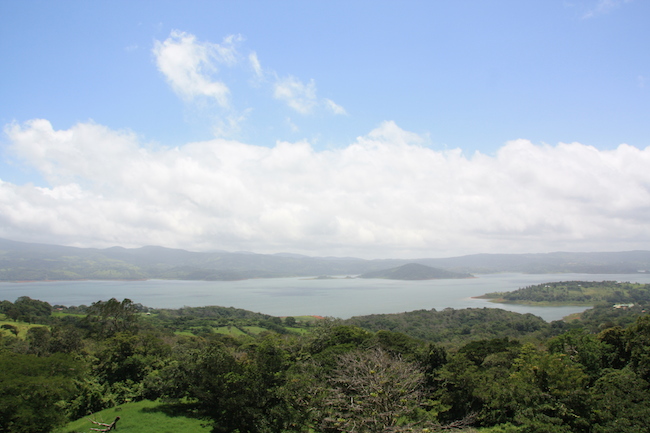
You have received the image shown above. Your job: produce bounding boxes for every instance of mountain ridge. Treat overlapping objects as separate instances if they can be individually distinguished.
[1,238,649,281]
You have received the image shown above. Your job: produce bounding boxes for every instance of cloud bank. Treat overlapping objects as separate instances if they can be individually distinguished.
[2,119,649,258]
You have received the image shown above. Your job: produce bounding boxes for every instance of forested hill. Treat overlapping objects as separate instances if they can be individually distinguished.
[358,263,473,280]
[481,280,650,305]
[345,307,549,344]
[1,237,650,281]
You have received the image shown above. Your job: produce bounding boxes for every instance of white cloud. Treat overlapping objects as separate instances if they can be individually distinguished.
[153,30,241,107]
[273,77,347,116]
[286,117,299,133]
[249,51,264,80]
[152,31,344,137]
[273,76,318,114]
[324,98,347,115]
[582,0,633,19]
[4,119,650,258]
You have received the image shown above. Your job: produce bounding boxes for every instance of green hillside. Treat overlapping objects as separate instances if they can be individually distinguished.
[481,280,650,305]
[55,400,210,433]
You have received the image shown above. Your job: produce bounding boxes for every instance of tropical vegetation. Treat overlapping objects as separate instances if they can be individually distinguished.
[1,290,650,432]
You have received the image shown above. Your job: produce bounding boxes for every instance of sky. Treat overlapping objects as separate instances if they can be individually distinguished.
[0,0,649,259]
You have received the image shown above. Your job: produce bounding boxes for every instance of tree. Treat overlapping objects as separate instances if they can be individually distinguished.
[86,298,139,337]
[507,344,590,432]
[319,347,433,433]
[589,368,650,433]
[2,297,52,323]
[158,337,293,433]
[547,329,604,379]
[26,326,52,356]
[626,315,650,381]
[0,352,83,433]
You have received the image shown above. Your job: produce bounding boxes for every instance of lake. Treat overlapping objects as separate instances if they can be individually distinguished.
[2,272,650,321]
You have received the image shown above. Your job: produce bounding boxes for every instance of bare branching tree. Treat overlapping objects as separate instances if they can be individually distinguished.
[320,347,431,433]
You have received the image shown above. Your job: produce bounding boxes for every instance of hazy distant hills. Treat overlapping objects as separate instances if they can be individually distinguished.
[358,263,473,280]
[1,237,649,281]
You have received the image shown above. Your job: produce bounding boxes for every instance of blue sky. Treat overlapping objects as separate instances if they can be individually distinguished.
[1,0,649,258]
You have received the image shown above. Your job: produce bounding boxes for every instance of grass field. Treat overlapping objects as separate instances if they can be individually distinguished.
[55,400,211,433]
[0,319,44,338]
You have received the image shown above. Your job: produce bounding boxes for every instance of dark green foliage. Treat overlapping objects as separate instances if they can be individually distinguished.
[346,308,548,344]
[625,314,650,381]
[485,280,650,305]
[157,336,294,433]
[589,368,650,432]
[458,337,521,366]
[574,303,649,332]
[94,332,171,387]
[86,298,140,337]
[3,294,650,433]
[308,324,374,367]
[149,305,279,335]
[0,352,83,433]
[0,296,52,323]
[547,329,604,379]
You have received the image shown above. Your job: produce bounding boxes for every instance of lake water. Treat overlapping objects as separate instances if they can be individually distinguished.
[3,273,650,321]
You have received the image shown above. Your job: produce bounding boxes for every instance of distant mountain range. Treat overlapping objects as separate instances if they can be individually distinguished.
[1,238,649,281]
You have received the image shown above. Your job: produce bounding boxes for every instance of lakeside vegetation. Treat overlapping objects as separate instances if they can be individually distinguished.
[1,291,650,433]
[480,280,650,306]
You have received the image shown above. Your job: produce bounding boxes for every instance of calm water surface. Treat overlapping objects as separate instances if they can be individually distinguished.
[3,273,650,321]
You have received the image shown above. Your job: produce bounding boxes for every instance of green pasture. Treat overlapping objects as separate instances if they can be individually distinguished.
[55,400,211,433]
[0,319,44,338]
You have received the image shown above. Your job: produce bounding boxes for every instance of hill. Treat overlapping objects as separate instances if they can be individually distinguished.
[358,263,472,280]
[344,307,549,344]
[1,237,650,281]
[480,280,650,305]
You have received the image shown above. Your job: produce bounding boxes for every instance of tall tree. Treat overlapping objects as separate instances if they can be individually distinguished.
[319,347,433,433]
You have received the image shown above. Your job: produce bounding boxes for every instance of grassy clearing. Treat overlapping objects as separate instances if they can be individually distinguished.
[241,325,268,335]
[0,319,45,338]
[55,400,211,433]
[213,325,248,336]
[292,315,326,322]
[52,311,86,318]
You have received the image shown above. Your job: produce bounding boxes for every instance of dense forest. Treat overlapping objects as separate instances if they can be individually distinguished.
[482,280,650,305]
[1,293,650,433]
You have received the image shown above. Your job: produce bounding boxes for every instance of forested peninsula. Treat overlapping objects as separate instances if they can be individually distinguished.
[480,280,650,306]
[2,291,650,433]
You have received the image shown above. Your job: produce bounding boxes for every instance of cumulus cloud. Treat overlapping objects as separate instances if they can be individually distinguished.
[3,119,650,258]
[153,30,241,107]
[153,30,346,136]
